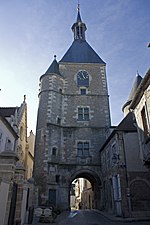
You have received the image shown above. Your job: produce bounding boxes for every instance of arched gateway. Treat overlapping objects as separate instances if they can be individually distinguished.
[33,5,111,211]
[69,169,102,210]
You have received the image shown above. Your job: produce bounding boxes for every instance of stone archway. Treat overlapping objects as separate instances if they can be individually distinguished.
[68,168,102,210]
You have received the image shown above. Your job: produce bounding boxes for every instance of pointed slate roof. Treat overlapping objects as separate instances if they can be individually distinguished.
[45,56,61,75]
[128,73,143,102]
[130,68,150,109]
[100,112,137,151]
[0,107,18,117]
[77,5,82,23]
[122,73,143,112]
[116,112,136,131]
[60,40,106,64]
[0,115,18,138]
[60,5,105,64]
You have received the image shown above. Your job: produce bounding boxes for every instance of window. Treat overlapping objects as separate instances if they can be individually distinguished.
[112,174,121,201]
[141,106,149,137]
[57,117,61,125]
[77,141,89,156]
[52,147,57,156]
[80,88,87,95]
[5,138,12,151]
[59,88,62,93]
[78,107,89,121]
[56,175,60,183]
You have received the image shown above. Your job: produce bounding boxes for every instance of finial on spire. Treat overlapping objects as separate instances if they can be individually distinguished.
[54,55,57,60]
[24,95,26,102]
[77,0,80,12]
[136,70,140,77]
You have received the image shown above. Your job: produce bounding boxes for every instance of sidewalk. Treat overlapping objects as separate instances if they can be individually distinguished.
[94,209,150,222]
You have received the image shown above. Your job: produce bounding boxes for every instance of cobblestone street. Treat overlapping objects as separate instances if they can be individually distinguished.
[26,210,150,225]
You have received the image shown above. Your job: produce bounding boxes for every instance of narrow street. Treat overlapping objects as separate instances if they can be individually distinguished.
[54,210,150,225]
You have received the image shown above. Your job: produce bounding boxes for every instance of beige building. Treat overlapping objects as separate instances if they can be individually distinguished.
[0,96,35,225]
[129,69,150,168]
[0,115,18,225]
[100,70,150,218]
[80,178,93,209]
[27,130,35,179]
[100,112,150,217]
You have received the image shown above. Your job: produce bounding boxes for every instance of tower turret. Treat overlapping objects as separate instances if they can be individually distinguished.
[34,5,110,211]
[122,72,143,116]
[71,4,87,41]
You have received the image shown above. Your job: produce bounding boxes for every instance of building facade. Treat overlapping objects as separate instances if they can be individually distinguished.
[0,115,18,225]
[100,112,150,217]
[130,69,150,168]
[0,97,35,225]
[27,130,35,179]
[34,7,111,211]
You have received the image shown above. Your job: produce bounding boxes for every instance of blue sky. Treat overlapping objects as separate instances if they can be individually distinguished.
[0,0,149,134]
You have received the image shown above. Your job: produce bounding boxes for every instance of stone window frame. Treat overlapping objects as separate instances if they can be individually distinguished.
[76,140,90,157]
[79,87,88,95]
[77,106,90,121]
[56,117,61,125]
[52,147,57,156]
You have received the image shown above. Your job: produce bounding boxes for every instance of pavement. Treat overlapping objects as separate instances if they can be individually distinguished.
[94,210,150,222]
[24,209,150,224]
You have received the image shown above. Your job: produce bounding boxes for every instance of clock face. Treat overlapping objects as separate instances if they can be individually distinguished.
[77,70,89,86]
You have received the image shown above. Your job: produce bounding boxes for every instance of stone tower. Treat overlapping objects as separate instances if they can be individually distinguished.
[33,6,111,210]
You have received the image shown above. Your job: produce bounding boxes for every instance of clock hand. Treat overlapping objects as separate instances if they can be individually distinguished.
[82,72,85,79]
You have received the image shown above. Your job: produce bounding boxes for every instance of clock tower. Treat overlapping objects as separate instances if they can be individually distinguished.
[34,6,111,210]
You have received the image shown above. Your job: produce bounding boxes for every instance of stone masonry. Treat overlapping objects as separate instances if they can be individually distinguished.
[33,7,111,211]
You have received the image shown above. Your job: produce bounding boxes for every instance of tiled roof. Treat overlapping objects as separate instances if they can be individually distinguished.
[100,112,137,151]
[116,112,136,131]
[45,58,61,76]
[128,74,143,102]
[0,115,18,138]
[130,68,150,109]
[122,73,142,111]
[0,107,18,117]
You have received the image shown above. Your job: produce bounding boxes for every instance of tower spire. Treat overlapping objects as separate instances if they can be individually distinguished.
[71,3,87,41]
[77,0,80,11]
[77,3,82,23]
